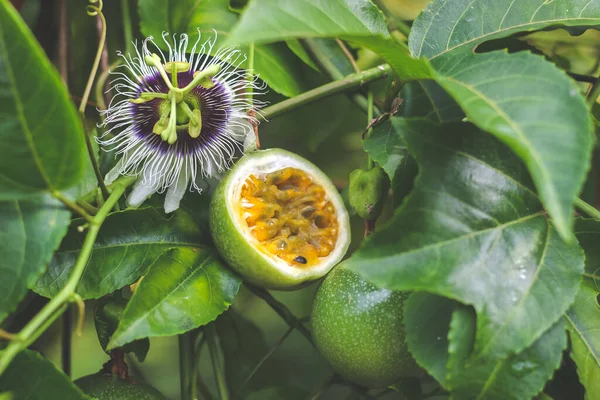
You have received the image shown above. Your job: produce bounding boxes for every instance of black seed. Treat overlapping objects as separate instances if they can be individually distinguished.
[294,256,307,264]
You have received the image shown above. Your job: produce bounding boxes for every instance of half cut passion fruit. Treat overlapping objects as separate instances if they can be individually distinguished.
[209,149,351,289]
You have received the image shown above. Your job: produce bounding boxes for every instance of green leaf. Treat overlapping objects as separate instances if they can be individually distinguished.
[33,207,205,300]
[408,0,597,239]
[108,247,241,348]
[409,0,600,60]
[0,195,70,322]
[346,118,584,363]
[575,218,600,286]
[399,80,463,123]
[566,284,600,400]
[226,0,433,80]
[363,119,408,180]
[94,296,150,362]
[288,38,355,76]
[433,50,593,239]
[215,310,292,396]
[0,350,91,400]
[138,0,305,97]
[404,292,456,386]
[447,307,567,400]
[0,1,85,198]
[228,0,390,43]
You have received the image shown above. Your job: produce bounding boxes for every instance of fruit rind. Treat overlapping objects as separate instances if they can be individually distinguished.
[210,149,350,290]
[74,373,165,400]
[311,265,420,388]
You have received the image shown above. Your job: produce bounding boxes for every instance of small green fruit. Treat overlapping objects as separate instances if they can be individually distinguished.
[348,166,388,220]
[210,149,350,290]
[74,373,165,400]
[311,265,420,388]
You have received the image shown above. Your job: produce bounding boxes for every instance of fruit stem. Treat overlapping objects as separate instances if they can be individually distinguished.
[260,64,391,120]
[205,324,230,400]
[245,284,314,346]
[0,176,135,376]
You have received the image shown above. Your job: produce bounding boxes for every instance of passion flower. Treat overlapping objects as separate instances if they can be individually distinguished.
[99,32,265,212]
[209,149,351,289]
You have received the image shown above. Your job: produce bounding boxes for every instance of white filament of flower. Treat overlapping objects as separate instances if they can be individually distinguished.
[98,32,266,213]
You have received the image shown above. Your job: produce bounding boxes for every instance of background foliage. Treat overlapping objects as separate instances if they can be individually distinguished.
[1,0,600,399]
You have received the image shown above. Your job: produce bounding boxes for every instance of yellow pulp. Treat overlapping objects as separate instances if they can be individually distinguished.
[239,167,339,267]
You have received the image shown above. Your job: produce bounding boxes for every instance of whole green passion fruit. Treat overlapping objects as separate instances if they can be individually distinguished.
[311,265,420,388]
[210,149,351,290]
[74,373,165,400]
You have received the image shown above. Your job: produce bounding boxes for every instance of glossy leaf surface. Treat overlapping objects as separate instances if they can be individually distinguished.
[108,248,241,348]
[347,118,583,363]
[226,0,433,80]
[0,1,85,198]
[0,195,70,322]
[409,0,600,60]
[0,350,91,400]
[33,207,205,299]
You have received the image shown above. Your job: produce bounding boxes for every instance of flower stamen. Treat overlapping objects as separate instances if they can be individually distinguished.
[99,32,266,213]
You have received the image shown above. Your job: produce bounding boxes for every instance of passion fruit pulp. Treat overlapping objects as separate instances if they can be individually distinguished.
[210,149,350,290]
[311,265,420,388]
[74,373,165,400]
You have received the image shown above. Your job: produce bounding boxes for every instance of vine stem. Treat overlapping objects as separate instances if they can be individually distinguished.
[121,0,133,55]
[179,331,195,400]
[79,3,110,200]
[575,197,600,220]
[205,324,229,400]
[0,176,135,375]
[260,64,391,121]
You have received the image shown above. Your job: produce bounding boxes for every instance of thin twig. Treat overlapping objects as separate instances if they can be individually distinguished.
[61,307,71,376]
[245,284,314,346]
[261,65,391,121]
[179,331,195,400]
[239,325,295,393]
[206,324,229,400]
[587,75,600,106]
[299,38,378,116]
[335,39,360,74]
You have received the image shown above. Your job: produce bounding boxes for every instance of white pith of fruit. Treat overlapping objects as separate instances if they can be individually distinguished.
[225,150,351,279]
